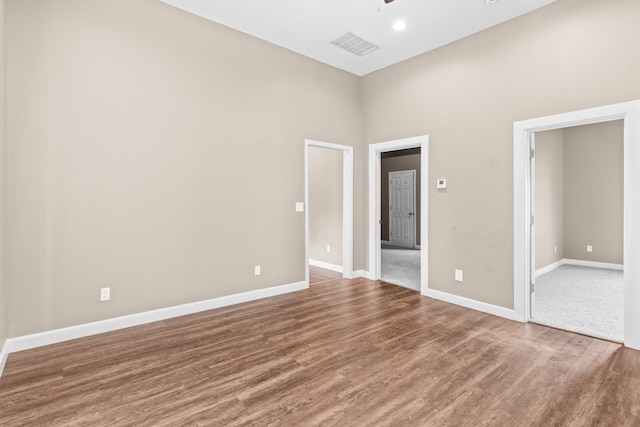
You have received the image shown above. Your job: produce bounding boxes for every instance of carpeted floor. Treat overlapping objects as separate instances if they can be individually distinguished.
[381,244,421,291]
[532,264,623,342]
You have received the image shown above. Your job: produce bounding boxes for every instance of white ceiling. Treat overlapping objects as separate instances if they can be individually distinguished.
[158,0,556,76]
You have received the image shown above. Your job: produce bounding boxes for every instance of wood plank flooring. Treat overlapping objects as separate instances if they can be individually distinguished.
[309,265,342,285]
[1,277,640,426]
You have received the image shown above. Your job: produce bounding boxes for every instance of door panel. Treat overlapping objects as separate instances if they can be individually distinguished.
[389,171,415,248]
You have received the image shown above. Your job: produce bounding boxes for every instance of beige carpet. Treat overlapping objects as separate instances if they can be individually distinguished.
[532,265,623,342]
[381,244,420,291]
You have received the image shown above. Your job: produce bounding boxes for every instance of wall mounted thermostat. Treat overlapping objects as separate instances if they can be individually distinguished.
[437,179,447,189]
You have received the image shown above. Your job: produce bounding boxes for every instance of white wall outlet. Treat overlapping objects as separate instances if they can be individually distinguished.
[455,269,463,282]
[295,202,304,212]
[326,245,331,253]
[587,245,593,253]
[254,265,261,276]
[437,179,447,189]
[100,287,110,301]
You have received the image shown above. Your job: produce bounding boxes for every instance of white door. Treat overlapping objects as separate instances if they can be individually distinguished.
[389,170,415,248]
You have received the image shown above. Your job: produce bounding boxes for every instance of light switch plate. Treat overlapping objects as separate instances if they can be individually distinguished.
[296,202,304,212]
[455,269,463,282]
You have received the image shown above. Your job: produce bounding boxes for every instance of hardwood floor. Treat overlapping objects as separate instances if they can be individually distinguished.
[309,265,342,284]
[1,277,640,426]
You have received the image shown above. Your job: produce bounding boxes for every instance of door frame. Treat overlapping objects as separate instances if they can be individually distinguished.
[369,135,428,293]
[388,170,417,249]
[305,139,354,282]
[513,100,640,350]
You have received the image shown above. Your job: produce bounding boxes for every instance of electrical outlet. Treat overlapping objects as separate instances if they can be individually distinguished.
[100,287,110,302]
[327,245,331,253]
[587,245,593,253]
[254,265,261,276]
[455,269,463,282]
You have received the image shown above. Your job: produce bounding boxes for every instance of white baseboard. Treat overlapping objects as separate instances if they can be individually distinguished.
[563,259,623,270]
[422,288,520,322]
[535,259,565,277]
[357,271,518,322]
[4,281,308,356]
[309,259,343,273]
[354,270,373,280]
[0,341,9,378]
[536,258,624,277]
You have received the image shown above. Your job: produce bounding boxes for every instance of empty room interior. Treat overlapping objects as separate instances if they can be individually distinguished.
[2,0,640,425]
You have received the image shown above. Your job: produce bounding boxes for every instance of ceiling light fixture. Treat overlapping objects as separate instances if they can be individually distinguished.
[393,21,407,31]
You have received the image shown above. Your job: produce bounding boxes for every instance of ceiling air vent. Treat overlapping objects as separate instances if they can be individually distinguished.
[330,32,380,57]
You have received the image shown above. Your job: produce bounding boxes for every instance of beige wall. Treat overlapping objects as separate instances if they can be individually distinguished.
[6,0,361,336]
[3,0,639,338]
[535,129,564,270]
[535,121,623,270]
[381,151,421,246]
[361,0,640,308]
[563,121,623,264]
[308,147,343,266]
[0,0,7,348]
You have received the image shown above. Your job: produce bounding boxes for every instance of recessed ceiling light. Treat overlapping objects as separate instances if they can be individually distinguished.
[485,0,499,4]
[393,21,406,31]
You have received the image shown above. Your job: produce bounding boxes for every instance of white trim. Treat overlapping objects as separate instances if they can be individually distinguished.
[563,259,624,271]
[0,341,9,378]
[309,259,343,273]
[3,281,307,355]
[354,270,373,280]
[514,100,640,350]
[368,136,428,294]
[380,241,422,249]
[305,140,354,280]
[422,289,519,321]
[535,259,565,277]
[535,259,624,277]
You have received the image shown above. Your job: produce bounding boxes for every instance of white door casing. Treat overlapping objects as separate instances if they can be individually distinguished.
[389,170,416,248]
[369,135,428,293]
[305,139,354,282]
[514,100,640,350]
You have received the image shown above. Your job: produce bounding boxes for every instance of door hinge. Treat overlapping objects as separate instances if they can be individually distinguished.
[530,215,535,226]
[530,282,535,293]
[530,148,535,159]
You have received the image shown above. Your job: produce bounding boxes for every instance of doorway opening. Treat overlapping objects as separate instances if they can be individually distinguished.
[369,136,428,293]
[305,140,354,285]
[513,100,640,350]
[380,149,421,290]
[531,121,624,342]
